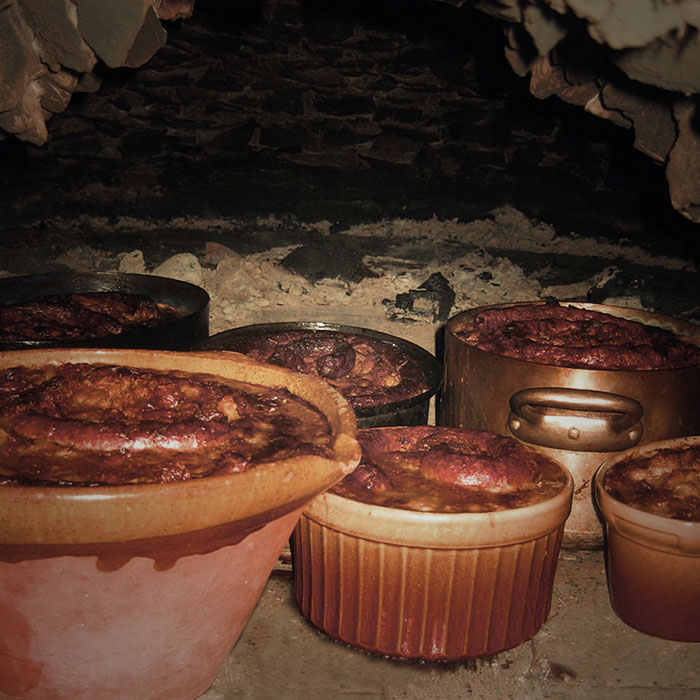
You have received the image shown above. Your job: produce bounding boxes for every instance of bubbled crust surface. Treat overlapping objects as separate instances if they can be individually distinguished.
[223,330,430,408]
[0,292,179,341]
[457,304,700,370]
[331,426,568,513]
[0,363,333,486]
[603,444,700,521]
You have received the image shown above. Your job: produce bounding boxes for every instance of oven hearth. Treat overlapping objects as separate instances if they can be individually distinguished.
[0,1,699,699]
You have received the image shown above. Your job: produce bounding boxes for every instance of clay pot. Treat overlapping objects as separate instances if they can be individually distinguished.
[292,426,573,661]
[0,349,360,700]
[594,436,700,642]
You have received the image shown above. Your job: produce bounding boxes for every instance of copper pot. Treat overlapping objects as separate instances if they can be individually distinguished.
[441,302,700,548]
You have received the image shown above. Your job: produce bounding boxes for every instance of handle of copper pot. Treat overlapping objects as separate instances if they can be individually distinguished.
[508,387,643,452]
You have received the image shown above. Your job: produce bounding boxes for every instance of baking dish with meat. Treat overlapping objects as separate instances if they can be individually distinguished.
[0,347,360,700]
[292,425,573,660]
[594,435,700,642]
[0,272,210,350]
[441,301,700,548]
[197,321,442,427]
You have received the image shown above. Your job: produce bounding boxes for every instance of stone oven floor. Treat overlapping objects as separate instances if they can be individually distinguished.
[202,552,700,700]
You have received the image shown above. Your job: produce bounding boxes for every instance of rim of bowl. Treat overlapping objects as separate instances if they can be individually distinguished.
[594,435,700,555]
[304,462,574,549]
[0,348,361,546]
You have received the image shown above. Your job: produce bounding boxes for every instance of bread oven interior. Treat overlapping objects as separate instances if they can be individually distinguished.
[1,0,699,697]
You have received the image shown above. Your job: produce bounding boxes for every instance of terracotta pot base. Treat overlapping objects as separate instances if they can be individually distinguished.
[0,509,302,700]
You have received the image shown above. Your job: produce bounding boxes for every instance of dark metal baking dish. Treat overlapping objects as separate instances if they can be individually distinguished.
[197,321,442,428]
[0,272,209,350]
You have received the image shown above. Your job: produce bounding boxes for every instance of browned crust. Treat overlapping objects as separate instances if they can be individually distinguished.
[603,444,700,521]
[0,292,179,341]
[457,303,700,370]
[0,363,333,486]
[331,426,567,513]
[221,330,430,408]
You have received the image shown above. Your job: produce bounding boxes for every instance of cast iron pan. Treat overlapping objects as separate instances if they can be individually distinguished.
[197,321,442,427]
[0,272,210,350]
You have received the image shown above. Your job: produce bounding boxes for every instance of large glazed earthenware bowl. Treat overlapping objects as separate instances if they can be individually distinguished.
[0,348,360,700]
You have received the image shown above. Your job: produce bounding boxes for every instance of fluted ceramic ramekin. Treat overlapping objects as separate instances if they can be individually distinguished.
[292,429,573,660]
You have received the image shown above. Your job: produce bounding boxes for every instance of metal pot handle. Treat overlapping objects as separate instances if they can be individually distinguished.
[508,387,643,452]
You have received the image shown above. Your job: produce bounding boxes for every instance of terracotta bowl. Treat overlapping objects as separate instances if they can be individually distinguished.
[0,349,361,700]
[594,436,700,642]
[292,427,574,661]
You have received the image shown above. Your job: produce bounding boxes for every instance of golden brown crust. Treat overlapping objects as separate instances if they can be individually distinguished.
[457,304,700,370]
[0,363,332,486]
[331,426,568,513]
[603,444,700,521]
[0,292,179,341]
[223,330,430,408]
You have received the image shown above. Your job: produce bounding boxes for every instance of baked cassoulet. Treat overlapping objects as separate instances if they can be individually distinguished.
[0,292,179,342]
[331,426,568,512]
[457,303,700,371]
[221,330,430,409]
[0,363,333,486]
[602,444,700,522]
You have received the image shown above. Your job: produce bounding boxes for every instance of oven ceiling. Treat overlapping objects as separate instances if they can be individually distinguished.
[1,0,699,223]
